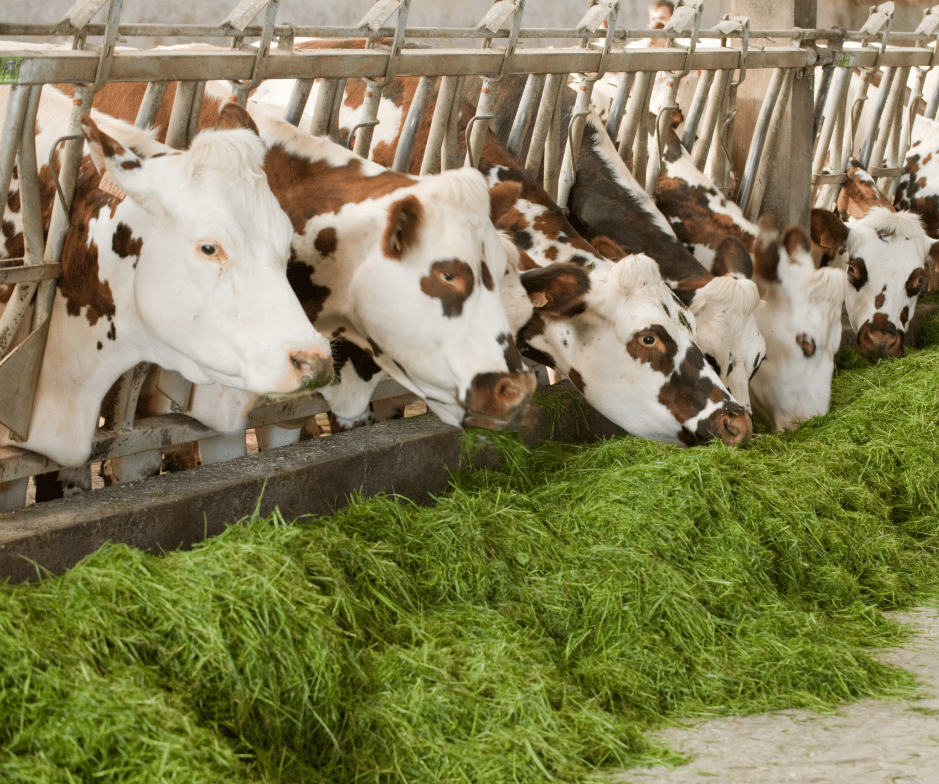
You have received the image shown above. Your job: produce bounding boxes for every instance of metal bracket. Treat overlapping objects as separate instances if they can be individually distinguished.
[858,1,896,70]
[0,317,50,442]
[716,15,749,88]
[575,0,619,81]
[664,0,703,80]
[476,0,525,83]
[913,5,939,68]
[226,0,280,104]
[357,0,411,88]
[56,0,122,92]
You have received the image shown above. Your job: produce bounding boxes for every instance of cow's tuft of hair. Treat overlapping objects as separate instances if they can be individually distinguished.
[857,206,927,242]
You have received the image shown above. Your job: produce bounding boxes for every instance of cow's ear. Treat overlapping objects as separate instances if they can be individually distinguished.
[215,102,260,136]
[591,234,626,261]
[811,208,849,253]
[489,181,521,226]
[712,235,753,279]
[80,113,156,208]
[382,194,424,260]
[520,262,591,317]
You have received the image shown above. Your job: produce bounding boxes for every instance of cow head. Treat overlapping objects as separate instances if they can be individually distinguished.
[517,253,751,446]
[751,223,847,430]
[811,206,939,360]
[81,107,333,394]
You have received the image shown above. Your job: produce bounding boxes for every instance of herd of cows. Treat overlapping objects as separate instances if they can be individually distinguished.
[3,39,939,505]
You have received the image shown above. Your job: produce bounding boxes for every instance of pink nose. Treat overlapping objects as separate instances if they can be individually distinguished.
[290,350,334,388]
[462,370,537,429]
[713,408,753,446]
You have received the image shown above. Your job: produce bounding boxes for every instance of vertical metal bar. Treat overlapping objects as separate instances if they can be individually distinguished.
[604,72,634,141]
[743,69,794,223]
[352,80,384,159]
[888,68,926,200]
[691,69,731,171]
[858,66,897,170]
[924,67,939,120]
[309,78,341,136]
[542,73,567,201]
[165,81,198,149]
[812,66,852,179]
[420,75,460,176]
[616,70,654,166]
[813,61,834,139]
[394,75,435,173]
[327,77,347,143]
[681,68,715,151]
[466,76,500,169]
[646,72,682,193]
[736,67,787,219]
[524,72,566,179]
[0,86,42,360]
[630,75,657,190]
[134,81,168,129]
[186,81,206,143]
[558,74,596,209]
[283,78,313,126]
[506,73,543,161]
[0,85,30,230]
[442,75,465,171]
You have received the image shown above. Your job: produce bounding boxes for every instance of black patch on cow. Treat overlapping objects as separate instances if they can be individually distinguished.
[367,337,384,358]
[847,256,869,291]
[516,312,557,368]
[287,257,331,324]
[568,367,585,392]
[107,320,116,341]
[97,341,103,350]
[498,332,526,373]
[704,353,721,377]
[331,338,382,382]
[112,221,143,261]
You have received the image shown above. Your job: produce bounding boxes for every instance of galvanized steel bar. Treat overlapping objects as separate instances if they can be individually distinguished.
[736,67,787,220]
[394,75,435,172]
[309,78,341,136]
[186,81,206,143]
[134,81,169,128]
[0,84,30,230]
[506,73,542,160]
[858,66,898,169]
[616,69,654,166]
[283,78,313,126]
[351,80,384,158]
[420,74,460,175]
[812,65,852,180]
[681,68,715,151]
[604,71,634,141]
[442,75,465,171]
[524,71,566,182]
[691,68,731,171]
[558,73,597,209]
[165,80,198,149]
[742,68,794,223]
[542,72,566,201]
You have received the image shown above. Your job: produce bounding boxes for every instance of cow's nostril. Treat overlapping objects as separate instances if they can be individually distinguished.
[290,351,333,387]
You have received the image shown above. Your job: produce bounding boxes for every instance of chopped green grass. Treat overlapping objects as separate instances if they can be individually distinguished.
[5,315,939,782]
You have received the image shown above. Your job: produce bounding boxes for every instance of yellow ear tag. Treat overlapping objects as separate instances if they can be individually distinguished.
[530,291,548,308]
[99,171,126,201]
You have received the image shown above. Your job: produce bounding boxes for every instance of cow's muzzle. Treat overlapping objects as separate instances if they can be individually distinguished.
[856,323,904,360]
[291,350,335,390]
[461,370,537,430]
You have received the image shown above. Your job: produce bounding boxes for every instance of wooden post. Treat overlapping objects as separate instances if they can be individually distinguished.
[731,0,817,230]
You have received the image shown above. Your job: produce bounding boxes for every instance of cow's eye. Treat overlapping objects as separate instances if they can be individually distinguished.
[846,264,859,280]
[639,331,660,348]
[442,271,455,282]
[196,240,227,264]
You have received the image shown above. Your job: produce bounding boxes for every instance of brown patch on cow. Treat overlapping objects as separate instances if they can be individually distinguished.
[111,221,143,261]
[874,290,886,309]
[489,181,521,225]
[314,226,338,257]
[342,79,366,111]
[263,146,417,234]
[516,248,539,271]
[905,267,928,298]
[421,259,474,317]
[900,305,910,327]
[626,325,677,376]
[480,260,494,291]
[796,333,816,357]
[532,209,568,242]
[215,102,260,134]
[119,159,141,170]
[543,246,558,261]
[7,185,19,215]
[286,258,330,324]
[783,226,810,257]
[519,263,590,317]
[836,159,895,220]
[568,367,585,392]
[591,235,626,261]
[383,195,424,260]
[655,176,755,254]
[0,284,12,304]
[81,113,126,161]
[712,236,753,279]
[753,233,781,283]
[810,208,850,253]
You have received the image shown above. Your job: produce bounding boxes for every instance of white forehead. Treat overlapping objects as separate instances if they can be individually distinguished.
[846,209,930,277]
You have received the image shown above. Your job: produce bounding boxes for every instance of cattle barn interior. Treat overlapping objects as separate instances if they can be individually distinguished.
[0,0,937,578]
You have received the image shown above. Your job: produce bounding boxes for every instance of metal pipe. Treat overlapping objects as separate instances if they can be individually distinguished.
[442,75,465,171]
[691,68,731,171]
[0,85,30,229]
[420,74,460,175]
[858,66,897,169]
[604,71,634,141]
[681,68,715,151]
[616,70,654,166]
[524,72,565,180]
[558,74,597,209]
[812,65,852,179]
[283,78,312,126]
[394,75,435,173]
[165,80,198,149]
[352,79,385,159]
[466,76,499,170]
[186,80,206,142]
[542,72,567,201]
[506,73,543,161]
[736,67,787,219]
[309,78,340,136]
[743,69,794,222]
[134,81,168,129]
[646,71,682,193]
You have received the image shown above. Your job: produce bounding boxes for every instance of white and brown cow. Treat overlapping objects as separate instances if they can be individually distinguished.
[82,79,537,432]
[650,123,847,430]
[812,161,939,360]
[0,87,333,469]
[249,57,753,446]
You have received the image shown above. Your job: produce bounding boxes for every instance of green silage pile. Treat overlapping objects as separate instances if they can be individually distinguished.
[4,347,939,782]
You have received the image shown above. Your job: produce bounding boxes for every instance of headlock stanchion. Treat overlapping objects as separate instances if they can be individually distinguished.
[2,0,939,515]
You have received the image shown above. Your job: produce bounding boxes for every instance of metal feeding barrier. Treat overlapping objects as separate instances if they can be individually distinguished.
[0,0,938,513]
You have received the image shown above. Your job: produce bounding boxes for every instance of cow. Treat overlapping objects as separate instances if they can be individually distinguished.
[248,51,753,446]
[73,79,538,435]
[813,162,939,360]
[0,86,333,473]
[895,115,939,245]
[650,121,847,430]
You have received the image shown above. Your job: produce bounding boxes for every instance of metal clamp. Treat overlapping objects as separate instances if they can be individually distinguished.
[226,0,280,104]
[858,1,896,71]
[575,0,619,81]
[716,15,749,88]
[664,0,703,80]
[357,0,411,88]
